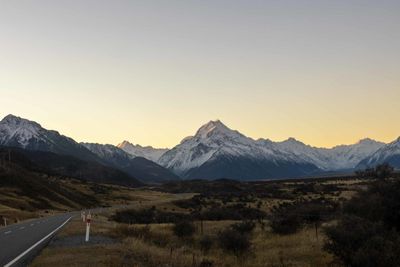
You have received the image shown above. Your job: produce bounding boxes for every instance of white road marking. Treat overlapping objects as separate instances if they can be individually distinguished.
[19,227,25,230]
[30,224,34,226]
[4,230,12,235]
[4,217,72,267]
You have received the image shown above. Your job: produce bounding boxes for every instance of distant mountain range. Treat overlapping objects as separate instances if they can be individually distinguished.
[0,115,177,185]
[1,114,399,182]
[117,141,168,162]
[157,120,399,180]
[81,142,178,183]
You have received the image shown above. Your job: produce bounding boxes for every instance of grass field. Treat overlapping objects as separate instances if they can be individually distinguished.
[28,177,366,267]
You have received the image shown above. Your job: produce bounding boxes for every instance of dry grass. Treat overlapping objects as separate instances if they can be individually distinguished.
[31,213,336,267]
[28,179,358,266]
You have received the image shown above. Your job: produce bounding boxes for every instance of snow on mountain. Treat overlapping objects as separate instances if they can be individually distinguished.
[274,137,385,170]
[0,114,99,162]
[83,142,179,183]
[327,138,385,170]
[357,137,400,169]
[82,142,132,167]
[1,114,392,181]
[0,114,45,148]
[158,120,318,178]
[158,120,388,179]
[117,141,168,162]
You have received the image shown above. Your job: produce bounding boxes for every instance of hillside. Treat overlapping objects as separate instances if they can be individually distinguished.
[0,149,99,222]
[0,147,143,187]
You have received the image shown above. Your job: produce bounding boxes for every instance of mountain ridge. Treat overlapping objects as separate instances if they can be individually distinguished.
[158,120,392,179]
[2,114,398,181]
[117,140,168,162]
[82,142,179,183]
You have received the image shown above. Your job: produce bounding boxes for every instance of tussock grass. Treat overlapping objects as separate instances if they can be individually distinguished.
[30,186,342,267]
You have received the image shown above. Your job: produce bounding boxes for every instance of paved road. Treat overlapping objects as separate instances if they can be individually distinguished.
[0,213,73,267]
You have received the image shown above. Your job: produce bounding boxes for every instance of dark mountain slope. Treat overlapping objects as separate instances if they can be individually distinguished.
[0,147,143,187]
[0,149,99,211]
[82,143,179,184]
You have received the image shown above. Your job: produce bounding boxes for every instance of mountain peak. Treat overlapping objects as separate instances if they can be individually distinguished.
[203,120,226,129]
[195,120,231,138]
[118,140,134,147]
[388,136,400,147]
[283,137,305,145]
[3,114,29,123]
[358,138,378,145]
[2,114,20,121]
[118,140,168,162]
[0,114,42,134]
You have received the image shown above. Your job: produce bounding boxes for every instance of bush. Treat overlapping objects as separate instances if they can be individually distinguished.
[231,220,255,234]
[325,216,400,267]
[355,163,394,180]
[218,228,251,257]
[193,203,266,221]
[173,221,195,238]
[114,225,151,239]
[270,199,338,235]
[270,212,302,235]
[324,175,400,266]
[199,235,213,254]
[199,259,214,267]
[112,207,189,224]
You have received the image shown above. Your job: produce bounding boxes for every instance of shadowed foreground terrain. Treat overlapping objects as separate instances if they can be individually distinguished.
[30,174,380,267]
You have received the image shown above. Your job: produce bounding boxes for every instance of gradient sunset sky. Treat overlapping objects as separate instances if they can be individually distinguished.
[1,1,399,148]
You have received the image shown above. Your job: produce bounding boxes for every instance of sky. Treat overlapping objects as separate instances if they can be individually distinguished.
[0,0,399,148]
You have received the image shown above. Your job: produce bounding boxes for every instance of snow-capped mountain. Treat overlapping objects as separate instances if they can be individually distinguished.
[356,137,400,169]
[82,143,132,167]
[0,114,99,162]
[117,141,168,162]
[158,120,389,180]
[82,142,179,183]
[158,120,319,179]
[274,137,385,170]
[1,114,394,182]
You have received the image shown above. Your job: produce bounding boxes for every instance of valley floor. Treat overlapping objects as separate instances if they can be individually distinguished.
[28,184,349,267]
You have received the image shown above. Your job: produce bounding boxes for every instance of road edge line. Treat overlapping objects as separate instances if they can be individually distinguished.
[4,216,72,267]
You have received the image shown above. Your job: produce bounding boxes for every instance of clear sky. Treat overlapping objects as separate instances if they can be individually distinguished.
[1,0,399,148]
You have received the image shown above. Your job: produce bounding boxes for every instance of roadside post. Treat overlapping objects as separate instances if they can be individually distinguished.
[85,212,91,242]
[81,211,86,222]
[3,217,7,227]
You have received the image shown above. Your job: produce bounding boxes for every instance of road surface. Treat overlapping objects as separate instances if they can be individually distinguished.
[0,213,73,267]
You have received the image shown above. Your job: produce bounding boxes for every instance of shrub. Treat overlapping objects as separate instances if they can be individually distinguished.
[114,225,151,239]
[270,212,302,235]
[324,176,400,266]
[218,228,251,257]
[231,220,255,234]
[374,163,394,180]
[355,163,394,180]
[112,207,189,224]
[199,259,214,267]
[270,199,338,235]
[199,235,213,254]
[173,221,195,238]
[113,208,155,224]
[193,203,266,221]
[325,216,400,267]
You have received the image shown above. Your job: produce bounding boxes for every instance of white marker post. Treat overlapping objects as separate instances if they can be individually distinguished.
[3,217,7,227]
[85,212,91,242]
[81,211,86,222]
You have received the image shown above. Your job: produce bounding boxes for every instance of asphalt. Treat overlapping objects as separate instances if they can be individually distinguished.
[0,213,74,267]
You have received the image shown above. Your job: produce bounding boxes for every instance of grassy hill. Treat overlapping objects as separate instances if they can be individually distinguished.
[0,147,145,223]
[0,147,143,187]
